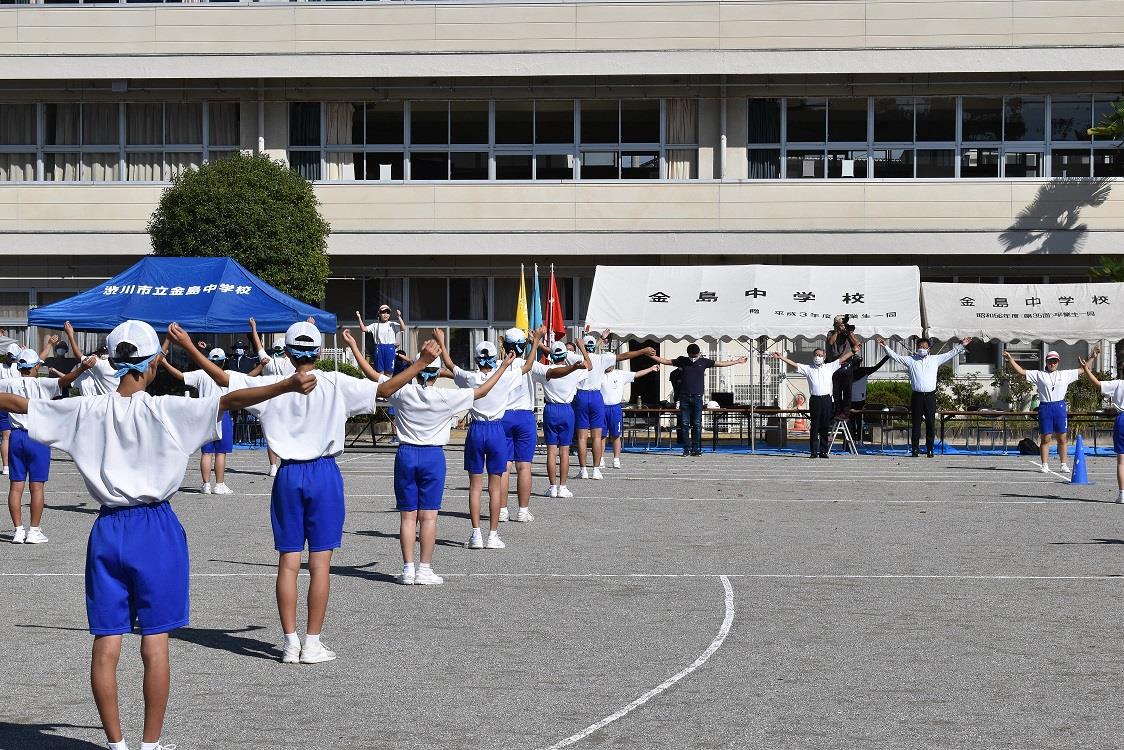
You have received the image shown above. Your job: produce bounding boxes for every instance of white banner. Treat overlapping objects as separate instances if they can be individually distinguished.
[585,265,921,341]
[923,282,1124,343]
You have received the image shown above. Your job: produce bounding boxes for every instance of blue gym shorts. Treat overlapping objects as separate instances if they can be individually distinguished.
[464,420,507,476]
[0,411,10,432]
[1038,400,1068,435]
[501,409,537,464]
[201,411,233,455]
[86,501,189,636]
[395,444,446,512]
[9,428,50,483]
[375,343,397,373]
[1114,413,1124,455]
[271,456,345,553]
[603,403,624,439]
[574,390,606,431]
[543,402,576,447]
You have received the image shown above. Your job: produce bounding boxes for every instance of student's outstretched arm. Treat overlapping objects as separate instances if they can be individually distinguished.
[714,355,749,368]
[432,328,457,372]
[340,329,383,382]
[57,356,95,391]
[546,346,590,380]
[614,346,658,363]
[64,321,85,358]
[649,353,676,366]
[249,317,267,362]
[38,334,59,364]
[397,309,407,340]
[1079,356,1102,390]
[221,372,317,412]
[0,393,29,415]
[355,310,368,335]
[473,351,516,399]
[635,364,660,378]
[522,327,546,375]
[377,340,440,399]
[1002,350,1027,377]
[168,323,230,387]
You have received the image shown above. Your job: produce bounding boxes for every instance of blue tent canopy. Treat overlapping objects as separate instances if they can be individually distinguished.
[29,257,336,333]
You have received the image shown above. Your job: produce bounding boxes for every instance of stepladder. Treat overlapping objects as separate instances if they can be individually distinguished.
[829,417,859,455]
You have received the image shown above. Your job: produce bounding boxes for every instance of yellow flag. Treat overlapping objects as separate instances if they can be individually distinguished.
[515,264,530,334]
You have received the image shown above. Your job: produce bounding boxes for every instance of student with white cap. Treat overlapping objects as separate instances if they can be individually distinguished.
[0,341,22,476]
[533,341,592,498]
[389,329,514,582]
[356,305,407,376]
[1005,347,1095,473]
[63,321,121,397]
[434,336,521,549]
[2,337,94,544]
[158,346,240,495]
[172,320,433,665]
[499,326,549,523]
[1078,354,1124,502]
[573,332,656,479]
[250,316,294,477]
[600,362,659,469]
[0,319,315,750]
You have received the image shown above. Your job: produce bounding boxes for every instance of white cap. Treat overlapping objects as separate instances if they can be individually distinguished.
[504,327,527,344]
[107,320,161,359]
[5,342,21,356]
[284,321,322,349]
[550,342,567,356]
[208,348,227,361]
[415,352,441,370]
[16,348,40,368]
[475,341,497,358]
[583,334,597,347]
[1045,350,1061,361]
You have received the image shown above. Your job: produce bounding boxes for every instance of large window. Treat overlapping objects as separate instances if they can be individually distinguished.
[287,98,698,182]
[747,94,1119,179]
[0,101,239,183]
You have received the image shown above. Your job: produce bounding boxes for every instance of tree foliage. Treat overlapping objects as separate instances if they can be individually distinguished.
[1088,99,1124,139]
[148,152,331,304]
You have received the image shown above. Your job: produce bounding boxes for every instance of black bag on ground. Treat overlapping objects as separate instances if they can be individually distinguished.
[1018,437,1040,455]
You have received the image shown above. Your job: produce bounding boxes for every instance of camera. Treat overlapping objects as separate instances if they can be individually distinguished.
[834,314,856,333]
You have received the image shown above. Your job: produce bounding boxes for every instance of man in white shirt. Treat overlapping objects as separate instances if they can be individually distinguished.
[875,335,973,457]
[172,320,433,665]
[1078,355,1124,503]
[356,305,407,376]
[1005,347,1094,474]
[390,328,514,584]
[534,342,591,498]
[2,319,314,750]
[773,346,854,458]
[600,363,658,469]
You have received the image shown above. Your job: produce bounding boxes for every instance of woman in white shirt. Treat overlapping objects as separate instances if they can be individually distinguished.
[356,305,407,377]
[1005,347,1095,474]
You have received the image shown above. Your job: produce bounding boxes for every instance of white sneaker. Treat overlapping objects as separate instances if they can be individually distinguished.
[397,565,416,585]
[485,533,506,550]
[466,529,483,549]
[269,464,279,478]
[1,465,7,476]
[592,468,603,480]
[25,527,47,544]
[11,527,25,544]
[612,457,621,469]
[414,567,444,585]
[598,457,605,468]
[498,507,509,523]
[201,482,212,494]
[299,640,337,664]
[547,485,559,498]
[558,486,573,498]
[1060,464,1071,473]
[516,508,534,523]
[281,640,301,664]
[212,483,234,495]
[1116,492,1124,505]
[579,467,589,479]
[1040,463,1050,474]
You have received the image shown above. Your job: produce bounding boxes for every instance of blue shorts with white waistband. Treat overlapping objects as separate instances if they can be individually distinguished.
[200,411,233,455]
[1038,400,1068,435]
[464,419,507,476]
[270,456,345,553]
[375,343,397,373]
[574,390,606,431]
[9,428,50,483]
[0,411,9,432]
[543,402,576,446]
[86,501,189,636]
[603,403,624,438]
[1114,413,1124,455]
[501,409,537,464]
[395,444,446,512]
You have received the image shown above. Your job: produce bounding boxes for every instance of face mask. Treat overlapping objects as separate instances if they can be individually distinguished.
[915,349,929,358]
[234,348,245,356]
[813,355,825,366]
[477,356,497,369]
[54,349,67,357]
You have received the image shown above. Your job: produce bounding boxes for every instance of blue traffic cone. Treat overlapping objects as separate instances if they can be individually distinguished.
[1069,434,1093,485]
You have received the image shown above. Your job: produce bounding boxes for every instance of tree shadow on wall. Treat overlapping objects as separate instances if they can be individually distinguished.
[1000,177,1112,254]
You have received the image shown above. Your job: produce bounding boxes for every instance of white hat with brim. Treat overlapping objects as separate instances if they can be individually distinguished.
[107,320,161,360]
[284,321,323,349]
[16,348,40,369]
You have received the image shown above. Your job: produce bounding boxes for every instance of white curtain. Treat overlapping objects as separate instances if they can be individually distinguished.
[83,104,118,146]
[127,152,162,182]
[126,103,162,146]
[325,102,356,180]
[0,154,33,182]
[166,151,203,180]
[208,103,238,147]
[167,103,203,145]
[0,104,35,147]
[82,153,119,182]
[46,153,79,182]
[666,98,698,179]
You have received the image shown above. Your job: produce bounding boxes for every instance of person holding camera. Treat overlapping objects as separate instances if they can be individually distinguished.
[826,315,860,420]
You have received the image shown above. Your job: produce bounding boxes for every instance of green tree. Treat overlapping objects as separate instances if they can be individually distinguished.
[148,152,331,304]
[991,361,1034,410]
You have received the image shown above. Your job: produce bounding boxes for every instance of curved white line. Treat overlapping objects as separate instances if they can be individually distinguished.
[540,574,735,750]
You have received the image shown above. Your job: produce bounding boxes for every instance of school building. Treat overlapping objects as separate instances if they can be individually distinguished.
[1,0,1122,403]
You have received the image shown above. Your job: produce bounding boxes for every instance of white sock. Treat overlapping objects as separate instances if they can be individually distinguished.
[29,526,40,532]
[552,484,559,490]
[283,632,299,649]
[304,633,321,648]
[402,563,414,576]
[140,742,160,750]
[108,742,129,750]
[418,563,432,572]
[1118,490,1124,500]
[488,529,499,538]
[471,527,480,534]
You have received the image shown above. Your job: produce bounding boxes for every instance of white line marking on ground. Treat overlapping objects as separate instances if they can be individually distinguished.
[1022,458,1072,482]
[539,574,735,750]
[3,572,1119,581]
[227,493,1086,504]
